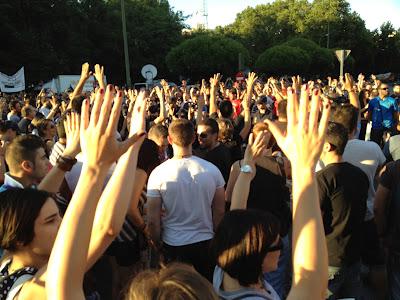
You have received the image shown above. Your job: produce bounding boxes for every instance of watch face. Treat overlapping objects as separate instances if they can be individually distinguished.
[241,164,252,173]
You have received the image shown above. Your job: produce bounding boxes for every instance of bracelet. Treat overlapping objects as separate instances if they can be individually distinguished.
[56,156,77,172]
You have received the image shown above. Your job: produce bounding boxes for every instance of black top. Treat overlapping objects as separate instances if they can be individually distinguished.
[18,118,31,134]
[194,143,232,184]
[317,162,369,267]
[243,158,291,237]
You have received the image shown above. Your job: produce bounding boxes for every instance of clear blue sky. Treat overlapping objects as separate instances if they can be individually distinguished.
[169,0,400,31]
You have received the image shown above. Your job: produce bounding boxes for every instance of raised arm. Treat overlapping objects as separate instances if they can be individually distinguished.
[266,86,330,300]
[46,85,143,300]
[240,72,257,140]
[68,63,92,101]
[94,64,106,91]
[209,73,221,115]
[153,86,167,124]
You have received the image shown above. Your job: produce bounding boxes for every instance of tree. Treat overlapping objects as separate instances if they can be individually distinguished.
[255,45,311,76]
[372,22,400,73]
[166,35,249,80]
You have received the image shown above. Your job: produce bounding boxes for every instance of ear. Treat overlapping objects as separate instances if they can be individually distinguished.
[323,142,332,153]
[21,160,34,173]
[167,135,173,145]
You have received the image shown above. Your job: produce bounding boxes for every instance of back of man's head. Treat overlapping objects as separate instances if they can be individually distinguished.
[168,119,195,147]
[21,106,34,119]
[5,135,45,173]
[148,124,168,142]
[326,122,349,156]
[219,101,234,119]
[331,104,358,135]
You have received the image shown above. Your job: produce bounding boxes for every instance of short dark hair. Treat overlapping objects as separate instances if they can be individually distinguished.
[5,135,46,172]
[36,119,53,138]
[168,119,195,147]
[219,101,234,118]
[56,114,67,139]
[21,106,34,118]
[0,120,19,134]
[326,122,349,155]
[0,188,52,251]
[148,124,168,141]
[331,104,358,134]
[70,95,85,114]
[211,209,280,287]
[9,100,20,111]
[198,118,219,135]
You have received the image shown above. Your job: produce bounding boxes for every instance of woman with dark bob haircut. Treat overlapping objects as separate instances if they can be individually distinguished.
[211,209,281,298]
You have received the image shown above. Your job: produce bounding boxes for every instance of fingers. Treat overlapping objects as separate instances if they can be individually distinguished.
[298,85,308,131]
[80,99,90,131]
[309,89,320,134]
[108,90,123,134]
[98,85,114,131]
[90,88,105,127]
[286,88,296,135]
[318,102,331,139]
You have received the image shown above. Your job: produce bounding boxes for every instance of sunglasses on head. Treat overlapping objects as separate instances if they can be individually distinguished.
[266,238,283,253]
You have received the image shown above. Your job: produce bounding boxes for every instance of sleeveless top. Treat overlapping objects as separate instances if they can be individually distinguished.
[0,259,37,300]
[239,158,291,237]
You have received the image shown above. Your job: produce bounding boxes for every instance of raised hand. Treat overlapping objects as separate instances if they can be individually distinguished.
[243,132,268,166]
[245,72,258,90]
[210,73,221,88]
[63,111,81,158]
[94,64,105,90]
[80,85,143,168]
[129,90,146,136]
[343,73,355,92]
[80,62,92,82]
[265,86,330,171]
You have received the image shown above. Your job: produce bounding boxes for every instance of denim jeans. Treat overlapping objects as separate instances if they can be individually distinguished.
[264,235,291,299]
[327,261,362,299]
[388,251,400,300]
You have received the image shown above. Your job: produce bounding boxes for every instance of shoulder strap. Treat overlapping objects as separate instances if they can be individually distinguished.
[6,274,34,300]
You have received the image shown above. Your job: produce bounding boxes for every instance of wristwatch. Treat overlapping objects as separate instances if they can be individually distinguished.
[56,156,77,172]
[240,164,253,174]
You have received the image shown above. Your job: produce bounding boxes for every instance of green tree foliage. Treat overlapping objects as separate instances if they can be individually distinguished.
[372,22,400,73]
[0,0,185,84]
[255,45,311,75]
[166,35,249,80]
[284,38,335,75]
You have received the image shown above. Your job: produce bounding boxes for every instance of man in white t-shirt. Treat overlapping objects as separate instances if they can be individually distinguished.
[147,119,225,280]
[332,104,387,298]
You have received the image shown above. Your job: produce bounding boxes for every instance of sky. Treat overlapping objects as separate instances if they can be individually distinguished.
[169,0,400,31]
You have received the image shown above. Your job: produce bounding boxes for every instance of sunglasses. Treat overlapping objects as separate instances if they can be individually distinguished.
[266,238,283,252]
[380,88,389,90]
[198,132,209,139]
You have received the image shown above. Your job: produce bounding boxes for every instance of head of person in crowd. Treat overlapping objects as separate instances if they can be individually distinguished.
[393,84,400,97]
[31,113,45,128]
[320,122,349,164]
[5,134,49,186]
[252,122,275,150]
[148,123,169,158]
[9,100,21,114]
[70,95,85,114]
[126,263,218,300]
[277,100,287,121]
[0,120,18,142]
[36,119,56,141]
[197,118,219,151]
[378,83,390,99]
[218,100,234,119]
[256,96,271,114]
[228,88,237,101]
[168,119,195,150]
[370,88,379,99]
[216,118,234,144]
[331,103,359,138]
[21,105,36,121]
[0,188,61,263]
[211,210,281,287]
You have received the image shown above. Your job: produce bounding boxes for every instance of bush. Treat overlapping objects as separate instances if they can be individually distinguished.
[255,45,311,75]
[166,35,249,80]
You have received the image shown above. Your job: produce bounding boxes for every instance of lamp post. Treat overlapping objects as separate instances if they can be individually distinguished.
[121,0,131,87]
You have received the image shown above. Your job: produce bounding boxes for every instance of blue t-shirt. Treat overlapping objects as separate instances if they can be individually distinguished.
[368,96,398,129]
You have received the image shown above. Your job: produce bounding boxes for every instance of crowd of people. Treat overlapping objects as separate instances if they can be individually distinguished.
[0,62,399,300]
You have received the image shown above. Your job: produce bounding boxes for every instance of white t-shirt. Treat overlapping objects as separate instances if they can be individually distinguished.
[342,139,386,220]
[147,155,225,246]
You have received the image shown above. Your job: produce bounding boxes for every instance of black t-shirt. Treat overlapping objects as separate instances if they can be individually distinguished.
[317,162,369,267]
[379,160,400,251]
[194,143,232,183]
[18,118,31,134]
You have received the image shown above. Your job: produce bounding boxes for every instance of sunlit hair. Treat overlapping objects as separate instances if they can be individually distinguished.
[252,122,275,149]
[211,209,280,286]
[126,263,218,300]
[168,119,195,147]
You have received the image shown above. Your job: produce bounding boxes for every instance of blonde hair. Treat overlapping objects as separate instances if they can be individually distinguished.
[126,263,218,300]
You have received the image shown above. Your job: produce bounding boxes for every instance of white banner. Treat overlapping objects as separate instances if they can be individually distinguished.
[0,67,25,93]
